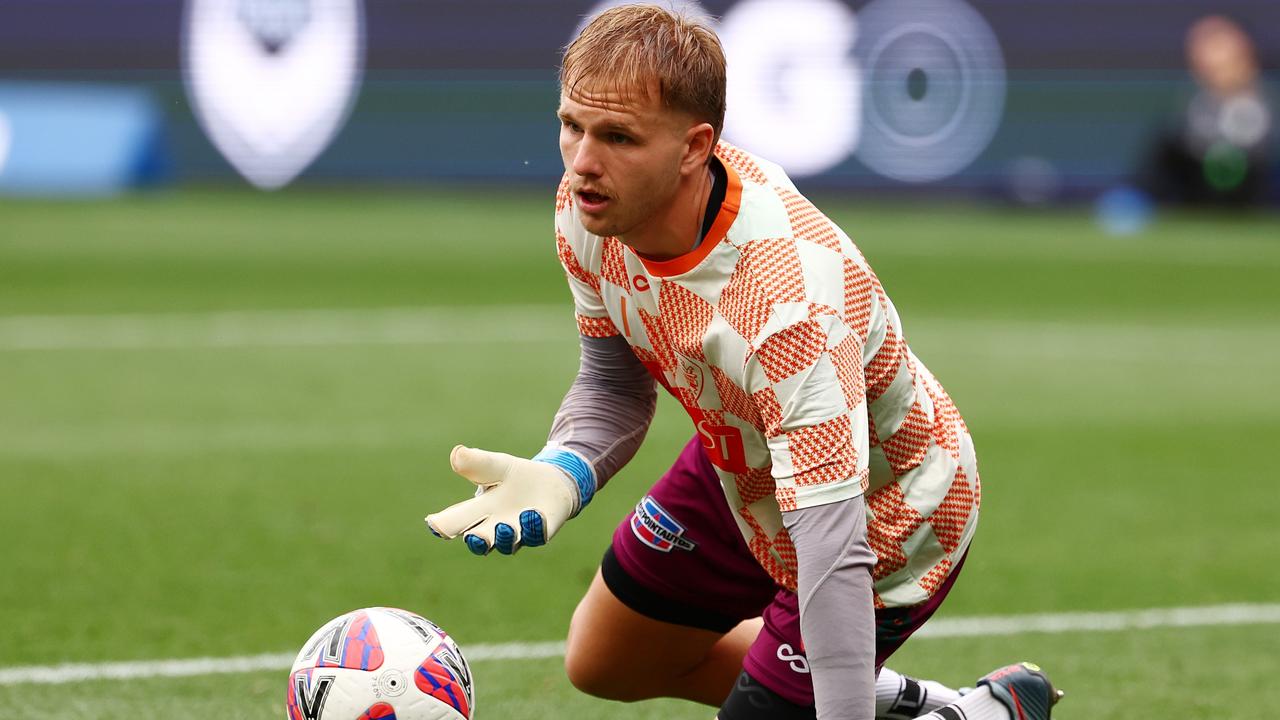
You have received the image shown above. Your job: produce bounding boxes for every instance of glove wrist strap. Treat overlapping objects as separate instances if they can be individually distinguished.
[532,445,597,517]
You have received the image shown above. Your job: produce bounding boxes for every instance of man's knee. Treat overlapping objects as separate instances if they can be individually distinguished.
[563,568,709,702]
[562,572,655,701]
[563,638,651,702]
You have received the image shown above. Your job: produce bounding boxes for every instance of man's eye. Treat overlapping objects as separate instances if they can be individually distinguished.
[562,120,582,133]
[608,133,631,144]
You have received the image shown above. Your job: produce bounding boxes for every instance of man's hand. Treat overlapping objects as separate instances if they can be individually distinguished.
[425,445,595,555]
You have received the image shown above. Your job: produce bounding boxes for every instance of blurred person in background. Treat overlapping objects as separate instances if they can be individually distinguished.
[1140,15,1274,206]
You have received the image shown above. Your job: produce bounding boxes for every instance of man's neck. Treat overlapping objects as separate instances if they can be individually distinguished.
[623,163,718,262]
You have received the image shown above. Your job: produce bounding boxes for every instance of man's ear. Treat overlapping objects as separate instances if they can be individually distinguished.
[680,122,717,176]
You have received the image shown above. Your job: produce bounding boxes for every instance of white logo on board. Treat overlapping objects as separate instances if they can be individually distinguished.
[182,0,365,189]
[570,0,1005,182]
[721,0,862,177]
[854,0,1006,182]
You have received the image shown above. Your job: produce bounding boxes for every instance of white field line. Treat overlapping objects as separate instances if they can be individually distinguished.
[0,641,568,687]
[0,306,575,351]
[881,237,1280,269]
[0,305,1274,353]
[1,603,1277,686]
[911,602,1280,638]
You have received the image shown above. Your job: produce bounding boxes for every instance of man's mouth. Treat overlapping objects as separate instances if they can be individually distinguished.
[577,190,611,210]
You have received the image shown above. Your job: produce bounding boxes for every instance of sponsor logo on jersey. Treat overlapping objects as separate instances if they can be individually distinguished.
[630,496,696,552]
[183,0,365,189]
[696,420,748,473]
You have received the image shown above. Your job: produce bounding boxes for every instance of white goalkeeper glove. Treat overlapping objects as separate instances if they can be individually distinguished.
[425,444,597,555]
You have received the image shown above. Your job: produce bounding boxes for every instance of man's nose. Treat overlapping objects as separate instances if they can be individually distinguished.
[571,136,603,178]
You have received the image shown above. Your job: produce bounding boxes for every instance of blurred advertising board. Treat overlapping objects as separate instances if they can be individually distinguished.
[0,0,1275,197]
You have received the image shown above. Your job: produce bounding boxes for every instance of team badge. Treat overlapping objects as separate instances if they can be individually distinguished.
[182,0,365,189]
[630,496,696,553]
[679,355,705,401]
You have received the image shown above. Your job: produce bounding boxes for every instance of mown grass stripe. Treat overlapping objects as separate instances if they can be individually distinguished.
[2,604,1276,686]
[0,305,1272,352]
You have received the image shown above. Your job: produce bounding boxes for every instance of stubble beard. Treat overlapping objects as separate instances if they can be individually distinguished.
[590,173,679,243]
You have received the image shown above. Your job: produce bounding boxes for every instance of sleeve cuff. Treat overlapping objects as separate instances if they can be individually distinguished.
[533,445,598,516]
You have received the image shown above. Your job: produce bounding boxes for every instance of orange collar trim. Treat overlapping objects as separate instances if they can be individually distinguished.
[633,160,743,278]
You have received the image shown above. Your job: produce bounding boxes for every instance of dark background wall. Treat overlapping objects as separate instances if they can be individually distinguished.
[1,0,1276,193]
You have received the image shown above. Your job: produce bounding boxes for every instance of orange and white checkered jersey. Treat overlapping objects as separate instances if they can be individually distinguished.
[555,142,979,608]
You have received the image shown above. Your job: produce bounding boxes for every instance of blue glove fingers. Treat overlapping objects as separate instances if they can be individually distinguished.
[493,523,519,555]
[465,534,490,556]
[519,510,547,547]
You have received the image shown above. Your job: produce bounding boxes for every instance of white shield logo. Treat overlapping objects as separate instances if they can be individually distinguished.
[183,0,365,189]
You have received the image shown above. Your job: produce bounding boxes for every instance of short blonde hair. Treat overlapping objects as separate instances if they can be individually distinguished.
[561,4,727,143]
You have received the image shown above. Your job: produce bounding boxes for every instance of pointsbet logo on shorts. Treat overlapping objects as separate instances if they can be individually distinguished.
[182,0,365,189]
[631,496,697,553]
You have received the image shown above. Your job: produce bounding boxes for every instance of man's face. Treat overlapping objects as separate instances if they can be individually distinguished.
[1188,22,1257,95]
[557,82,693,242]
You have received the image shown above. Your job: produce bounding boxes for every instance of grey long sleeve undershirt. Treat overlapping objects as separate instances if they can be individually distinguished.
[551,336,876,719]
[782,496,878,720]
[546,334,657,486]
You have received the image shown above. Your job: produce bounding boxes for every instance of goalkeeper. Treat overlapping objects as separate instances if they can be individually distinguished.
[427,5,1062,720]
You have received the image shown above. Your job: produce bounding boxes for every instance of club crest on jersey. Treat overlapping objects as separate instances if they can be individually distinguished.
[630,496,696,552]
[183,0,365,189]
[679,356,705,401]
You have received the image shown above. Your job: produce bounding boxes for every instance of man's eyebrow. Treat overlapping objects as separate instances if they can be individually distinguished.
[600,120,639,134]
[556,106,640,134]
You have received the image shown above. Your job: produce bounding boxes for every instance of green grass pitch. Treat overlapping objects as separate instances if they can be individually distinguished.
[1,188,1277,719]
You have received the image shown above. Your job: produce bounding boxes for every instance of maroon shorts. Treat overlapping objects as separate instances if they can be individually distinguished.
[604,435,967,707]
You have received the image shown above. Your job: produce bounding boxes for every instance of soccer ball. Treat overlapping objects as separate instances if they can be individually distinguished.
[286,607,475,720]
